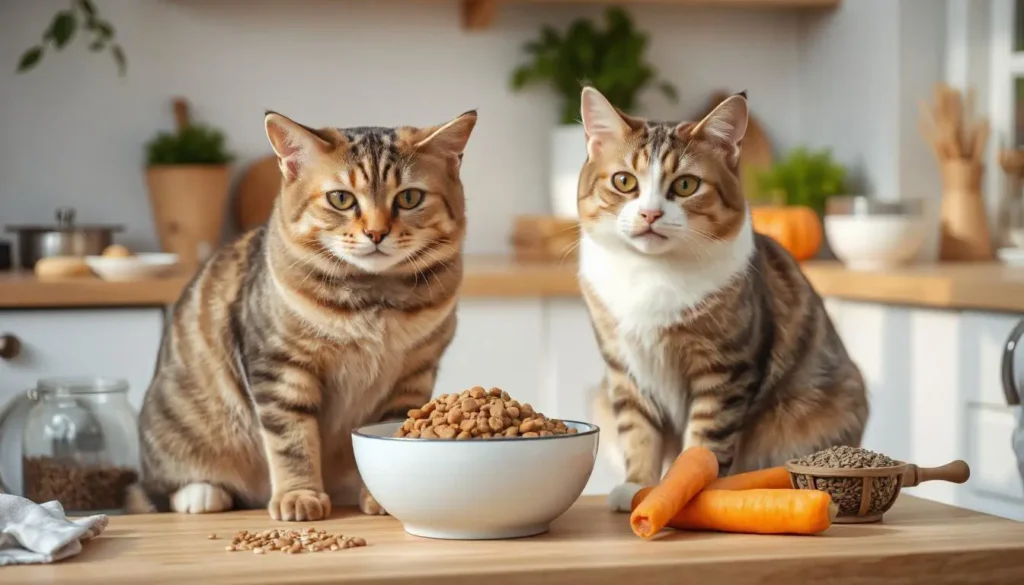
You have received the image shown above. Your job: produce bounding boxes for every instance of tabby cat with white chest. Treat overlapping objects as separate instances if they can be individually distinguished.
[132,109,477,521]
[577,87,868,484]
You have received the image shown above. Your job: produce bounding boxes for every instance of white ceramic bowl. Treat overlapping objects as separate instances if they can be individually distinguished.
[824,215,927,271]
[85,253,180,281]
[352,420,599,540]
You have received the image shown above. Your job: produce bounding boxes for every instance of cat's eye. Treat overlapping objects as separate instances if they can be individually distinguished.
[395,188,425,210]
[611,172,638,193]
[670,175,701,198]
[326,190,357,211]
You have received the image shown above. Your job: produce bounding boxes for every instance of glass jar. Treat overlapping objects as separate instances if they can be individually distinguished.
[21,377,140,514]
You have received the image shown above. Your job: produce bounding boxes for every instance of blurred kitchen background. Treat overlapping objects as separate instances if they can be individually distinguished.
[1,0,1023,522]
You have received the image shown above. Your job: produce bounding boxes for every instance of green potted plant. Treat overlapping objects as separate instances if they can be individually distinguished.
[749,147,848,261]
[144,98,234,268]
[16,0,126,76]
[510,7,677,219]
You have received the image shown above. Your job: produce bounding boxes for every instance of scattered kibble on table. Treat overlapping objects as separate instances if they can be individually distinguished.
[220,528,368,554]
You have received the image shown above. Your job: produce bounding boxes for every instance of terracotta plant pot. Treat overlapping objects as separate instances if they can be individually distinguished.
[146,165,230,268]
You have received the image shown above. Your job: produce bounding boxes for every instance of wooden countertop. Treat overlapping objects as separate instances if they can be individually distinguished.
[5,496,1023,584]
[3,257,1024,314]
[0,256,581,309]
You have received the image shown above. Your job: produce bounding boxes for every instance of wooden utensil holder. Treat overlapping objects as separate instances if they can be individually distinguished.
[939,160,993,261]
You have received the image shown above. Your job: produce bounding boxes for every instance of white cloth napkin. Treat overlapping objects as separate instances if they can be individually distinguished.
[0,494,107,565]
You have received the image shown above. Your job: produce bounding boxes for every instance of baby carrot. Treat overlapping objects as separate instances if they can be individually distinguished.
[628,466,793,510]
[629,446,718,539]
[665,489,837,535]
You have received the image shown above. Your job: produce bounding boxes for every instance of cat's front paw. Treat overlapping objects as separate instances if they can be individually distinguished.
[359,486,387,516]
[268,489,331,521]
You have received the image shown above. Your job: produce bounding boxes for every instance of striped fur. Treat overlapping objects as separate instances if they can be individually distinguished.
[576,88,867,484]
[134,110,477,520]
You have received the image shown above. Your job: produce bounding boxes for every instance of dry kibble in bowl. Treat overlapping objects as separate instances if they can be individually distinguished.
[393,386,579,439]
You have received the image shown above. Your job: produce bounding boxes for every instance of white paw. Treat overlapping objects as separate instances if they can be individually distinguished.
[171,483,233,514]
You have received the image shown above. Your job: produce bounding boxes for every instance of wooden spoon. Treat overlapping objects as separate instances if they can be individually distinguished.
[902,459,971,488]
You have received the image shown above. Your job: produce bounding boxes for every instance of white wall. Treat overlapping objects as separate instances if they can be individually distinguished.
[798,0,946,260]
[0,0,805,255]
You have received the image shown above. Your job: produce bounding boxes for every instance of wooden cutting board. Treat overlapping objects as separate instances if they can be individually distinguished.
[235,154,281,232]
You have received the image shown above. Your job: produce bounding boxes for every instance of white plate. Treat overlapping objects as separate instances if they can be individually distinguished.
[85,253,180,281]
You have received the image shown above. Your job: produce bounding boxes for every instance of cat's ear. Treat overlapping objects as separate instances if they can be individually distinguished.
[415,110,478,164]
[264,111,332,181]
[685,92,749,150]
[581,87,637,158]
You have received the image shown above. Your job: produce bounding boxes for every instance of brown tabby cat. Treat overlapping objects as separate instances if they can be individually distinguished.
[132,109,477,521]
[577,87,868,485]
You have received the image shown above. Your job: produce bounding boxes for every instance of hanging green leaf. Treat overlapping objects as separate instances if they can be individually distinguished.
[111,44,126,77]
[92,20,114,39]
[49,10,78,50]
[16,1,126,77]
[16,46,44,73]
[77,0,96,18]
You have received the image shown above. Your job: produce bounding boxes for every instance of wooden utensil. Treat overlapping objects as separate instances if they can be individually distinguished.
[901,459,970,487]
[786,457,972,524]
[234,154,281,232]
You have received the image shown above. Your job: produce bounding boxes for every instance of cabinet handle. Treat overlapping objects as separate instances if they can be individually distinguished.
[1001,319,1024,406]
[0,333,20,360]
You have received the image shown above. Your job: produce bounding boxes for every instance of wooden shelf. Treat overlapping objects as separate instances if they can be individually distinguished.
[459,0,841,30]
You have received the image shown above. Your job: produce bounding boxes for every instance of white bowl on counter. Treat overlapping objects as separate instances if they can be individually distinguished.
[824,197,927,271]
[85,253,180,281]
[352,420,599,540]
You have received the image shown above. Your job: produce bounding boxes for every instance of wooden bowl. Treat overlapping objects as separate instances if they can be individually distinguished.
[785,458,971,524]
[786,460,908,523]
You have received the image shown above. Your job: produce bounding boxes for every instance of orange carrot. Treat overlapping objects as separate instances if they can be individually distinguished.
[629,446,718,539]
[629,466,793,510]
[707,466,793,491]
[663,489,837,535]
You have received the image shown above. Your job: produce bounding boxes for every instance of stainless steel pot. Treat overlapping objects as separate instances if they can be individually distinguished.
[5,207,123,269]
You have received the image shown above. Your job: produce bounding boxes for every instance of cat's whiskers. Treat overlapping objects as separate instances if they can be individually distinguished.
[416,246,452,291]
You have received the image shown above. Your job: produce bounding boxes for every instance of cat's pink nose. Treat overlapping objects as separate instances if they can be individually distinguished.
[364,228,390,244]
[639,209,663,224]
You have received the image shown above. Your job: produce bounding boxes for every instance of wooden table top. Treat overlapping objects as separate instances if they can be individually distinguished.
[4,257,1024,315]
[5,496,1024,585]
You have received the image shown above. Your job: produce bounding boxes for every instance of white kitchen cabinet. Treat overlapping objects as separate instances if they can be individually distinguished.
[0,309,165,411]
[435,299,546,408]
[957,311,1024,521]
[829,300,1024,521]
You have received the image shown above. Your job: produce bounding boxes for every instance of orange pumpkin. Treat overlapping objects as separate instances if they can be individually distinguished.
[749,205,823,261]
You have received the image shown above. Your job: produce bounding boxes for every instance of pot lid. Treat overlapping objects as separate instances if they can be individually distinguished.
[5,207,125,233]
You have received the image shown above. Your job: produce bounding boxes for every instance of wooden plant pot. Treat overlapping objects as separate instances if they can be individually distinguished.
[146,165,231,268]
